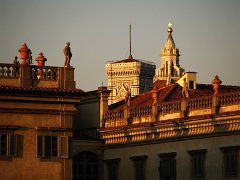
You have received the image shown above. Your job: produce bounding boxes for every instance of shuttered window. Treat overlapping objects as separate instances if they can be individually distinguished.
[130,155,148,180]
[158,153,176,180]
[105,159,120,180]
[220,146,239,177]
[37,135,69,158]
[0,134,23,157]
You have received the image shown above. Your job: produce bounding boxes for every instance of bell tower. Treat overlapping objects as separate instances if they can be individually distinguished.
[154,23,184,84]
[105,25,156,104]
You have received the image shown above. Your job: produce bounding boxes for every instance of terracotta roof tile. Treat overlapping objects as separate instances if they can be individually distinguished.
[109,83,240,110]
[112,58,140,64]
[0,85,85,97]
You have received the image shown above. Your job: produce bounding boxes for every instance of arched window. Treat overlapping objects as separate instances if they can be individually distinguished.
[73,151,99,180]
[171,60,174,77]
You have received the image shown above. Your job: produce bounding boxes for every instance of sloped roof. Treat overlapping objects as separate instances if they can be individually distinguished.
[164,32,176,49]
[0,85,85,97]
[109,83,177,110]
[112,58,140,64]
[109,83,240,110]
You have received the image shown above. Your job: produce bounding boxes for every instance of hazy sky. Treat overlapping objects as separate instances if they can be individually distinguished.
[1,0,240,91]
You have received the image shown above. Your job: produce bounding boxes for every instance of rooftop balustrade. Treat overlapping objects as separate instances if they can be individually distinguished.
[103,90,240,128]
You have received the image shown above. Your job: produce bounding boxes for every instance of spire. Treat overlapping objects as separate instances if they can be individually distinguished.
[128,24,133,59]
[164,22,176,49]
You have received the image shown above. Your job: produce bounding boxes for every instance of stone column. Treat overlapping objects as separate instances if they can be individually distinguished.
[98,86,111,128]
[180,98,188,118]
[211,75,222,114]
[58,67,76,88]
[151,86,159,122]
[19,64,31,86]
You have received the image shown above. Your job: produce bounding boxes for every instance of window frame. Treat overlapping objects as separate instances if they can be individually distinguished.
[105,158,120,180]
[0,133,23,158]
[187,149,207,179]
[220,146,239,177]
[130,155,148,180]
[37,135,69,159]
[158,152,176,180]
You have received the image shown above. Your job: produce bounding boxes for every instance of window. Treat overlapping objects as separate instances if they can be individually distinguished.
[130,155,147,180]
[0,134,7,156]
[73,151,99,180]
[188,149,207,179]
[0,134,23,157]
[189,81,194,89]
[105,158,120,180]
[220,146,239,177]
[37,135,69,158]
[158,153,176,180]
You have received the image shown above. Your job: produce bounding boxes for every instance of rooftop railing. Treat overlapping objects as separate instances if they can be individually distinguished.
[219,91,240,106]
[31,65,58,80]
[0,63,20,78]
[188,96,212,110]
[104,90,240,128]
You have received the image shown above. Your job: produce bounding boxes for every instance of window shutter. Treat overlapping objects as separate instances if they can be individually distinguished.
[172,159,176,178]
[16,135,23,157]
[0,134,7,156]
[59,136,68,158]
[159,160,164,179]
[37,135,43,157]
[9,134,17,156]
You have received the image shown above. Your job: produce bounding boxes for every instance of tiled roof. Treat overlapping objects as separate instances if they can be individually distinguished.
[109,83,240,110]
[153,79,177,89]
[112,58,140,64]
[0,85,85,97]
[109,83,177,110]
[153,80,167,89]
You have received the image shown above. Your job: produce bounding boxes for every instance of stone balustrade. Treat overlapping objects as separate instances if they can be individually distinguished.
[219,91,240,106]
[188,96,212,110]
[0,63,75,88]
[104,90,240,128]
[158,101,181,114]
[130,106,152,117]
[31,65,58,80]
[0,63,20,78]
[104,109,124,121]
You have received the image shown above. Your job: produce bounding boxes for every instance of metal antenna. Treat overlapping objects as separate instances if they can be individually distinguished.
[129,24,133,59]
[130,24,132,57]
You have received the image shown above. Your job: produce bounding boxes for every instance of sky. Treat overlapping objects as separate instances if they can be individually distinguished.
[1,0,240,91]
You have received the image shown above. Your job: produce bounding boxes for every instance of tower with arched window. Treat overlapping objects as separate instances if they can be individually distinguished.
[154,23,185,85]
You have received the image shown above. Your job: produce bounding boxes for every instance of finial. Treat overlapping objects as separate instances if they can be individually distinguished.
[18,43,31,65]
[168,22,173,33]
[212,75,222,95]
[36,52,47,66]
[152,85,159,105]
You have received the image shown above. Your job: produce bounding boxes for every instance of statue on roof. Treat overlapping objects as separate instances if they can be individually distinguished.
[13,56,20,76]
[125,88,131,107]
[63,42,72,67]
[26,50,32,65]
[182,78,189,98]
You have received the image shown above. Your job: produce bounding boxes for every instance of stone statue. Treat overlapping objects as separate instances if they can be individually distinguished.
[13,56,20,76]
[125,89,131,106]
[26,51,32,65]
[182,78,189,98]
[13,56,19,65]
[63,42,72,67]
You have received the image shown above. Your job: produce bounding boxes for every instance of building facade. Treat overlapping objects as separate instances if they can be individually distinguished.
[100,75,240,180]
